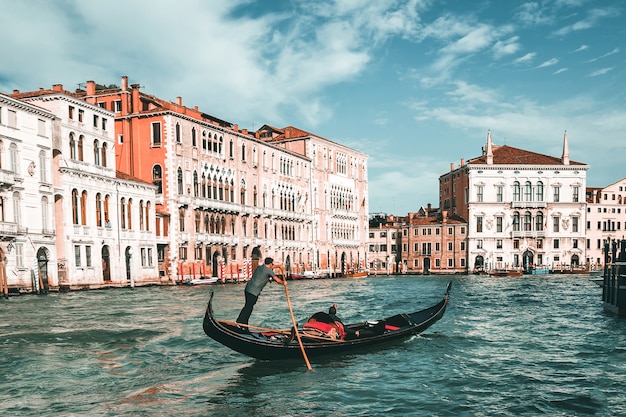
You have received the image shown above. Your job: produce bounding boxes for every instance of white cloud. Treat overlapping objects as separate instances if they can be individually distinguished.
[573,44,589,52]
[536,58,559,68]
[514,52,537,64]
[553,68,569,74]
[493,36,521,59]
[589,67,614,77]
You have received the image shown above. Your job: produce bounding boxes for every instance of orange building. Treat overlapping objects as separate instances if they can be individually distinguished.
[70,77,368,281]
[399,206,468,274]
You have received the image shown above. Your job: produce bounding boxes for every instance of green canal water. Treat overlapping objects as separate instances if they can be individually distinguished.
[1,275,624,416]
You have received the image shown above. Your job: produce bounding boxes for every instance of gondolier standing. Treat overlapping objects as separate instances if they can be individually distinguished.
[236,257,285,326]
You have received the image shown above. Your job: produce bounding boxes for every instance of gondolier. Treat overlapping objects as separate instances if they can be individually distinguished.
[236,257,284,326]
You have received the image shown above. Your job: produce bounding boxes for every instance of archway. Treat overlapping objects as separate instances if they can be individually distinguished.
[285,255,291,278]
[423,257,431,275]
[101,246,111,281]
[125,246,133,283]
[571,254,580,266]
[36,247,50,293]
[523,250,534,273]
[474,255,484,268]
[212,250,221,278]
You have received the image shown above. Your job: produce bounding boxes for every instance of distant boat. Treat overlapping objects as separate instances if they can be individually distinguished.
[342,270,369,278]
[530,268,550,275]
[489,270,523,277]
[289,271,327,280]
[187,277,218,286]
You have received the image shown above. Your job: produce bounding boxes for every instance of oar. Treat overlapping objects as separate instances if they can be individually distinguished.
[282,280,312,370]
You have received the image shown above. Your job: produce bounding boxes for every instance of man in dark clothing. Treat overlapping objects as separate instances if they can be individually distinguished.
[236,257,284,326]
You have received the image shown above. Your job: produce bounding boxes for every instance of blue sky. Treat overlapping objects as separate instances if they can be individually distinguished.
[1,0,624,214]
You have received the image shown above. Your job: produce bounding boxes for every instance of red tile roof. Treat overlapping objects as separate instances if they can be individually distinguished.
[469,145,585,166]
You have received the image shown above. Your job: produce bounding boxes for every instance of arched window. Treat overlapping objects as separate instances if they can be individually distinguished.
[253,186,258,207]
[191,127,197,147]
[80,191,88,226]
[127,198,133,230]
[96,193,103,227]
[179,208,185,232]
[78,135,84,161]
[152,165,163,194]
[101,143,108,167]
[41,196,49,232]
[120,198,126,229]
[9,143,18,173]
[175,123,181,143]
[93,139,100,165]
[177,167,184,195]
[69,133,77,160]
[513,181,520,202]
[12,191,21,225]
[145,202,151,231]
[193,171,199,197]
[104,195,110,226]
[524,181,532,201]
[524,211,532,231]
[512,211,520,232]
[240,179,246,205]
[535,211,544,231]
[72,189,79,225]
[139,200,145,230]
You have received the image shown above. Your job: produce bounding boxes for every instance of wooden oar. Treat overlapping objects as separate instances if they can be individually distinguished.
[283,280,312,370]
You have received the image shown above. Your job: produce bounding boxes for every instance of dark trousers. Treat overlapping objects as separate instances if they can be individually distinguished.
[236,291,258,325]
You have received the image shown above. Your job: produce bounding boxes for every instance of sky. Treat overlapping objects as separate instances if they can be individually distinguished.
[1,0,624,214]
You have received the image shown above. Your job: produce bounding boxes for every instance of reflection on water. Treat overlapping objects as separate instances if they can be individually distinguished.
[1,275,625,416]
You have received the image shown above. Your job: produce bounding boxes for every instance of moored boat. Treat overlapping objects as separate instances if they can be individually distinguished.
[489,270,523,277]
[202,282,451,360]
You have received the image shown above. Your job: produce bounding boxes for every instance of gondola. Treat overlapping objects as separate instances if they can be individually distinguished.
[202,282,451,360]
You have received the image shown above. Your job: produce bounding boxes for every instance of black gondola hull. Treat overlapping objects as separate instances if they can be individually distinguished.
[202,283,451,360]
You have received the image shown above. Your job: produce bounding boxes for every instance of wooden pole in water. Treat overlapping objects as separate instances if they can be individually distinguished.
[282,279,312,371]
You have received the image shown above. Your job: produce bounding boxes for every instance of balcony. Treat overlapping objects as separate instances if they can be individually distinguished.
[511,230,546,239]
[511,201,547,209]
[0,169,17,188]
[0,222,27,240]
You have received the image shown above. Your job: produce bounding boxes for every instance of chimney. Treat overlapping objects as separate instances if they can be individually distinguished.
[242,129,248,135]
[131,84,141,113]
[442,210,448,223]
[562,130,570,165]
[486,130,494,165]
[460,158,465,166]
[121,76,128,91]
[450,162,454,171]
[86,80,96,96]
[12,89,19,95]
[52,84,63,92]
[233,124,239,132]
[176,96,182,106]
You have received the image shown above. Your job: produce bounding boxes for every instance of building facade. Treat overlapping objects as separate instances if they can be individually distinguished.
[258,125,369,275]
[440,131,588,273]
[0,93,57,294]
[14,85,159,290]
[399,206,468,274]
[585,178,626,268]
[368,214,402,275]
[67,77,368,281]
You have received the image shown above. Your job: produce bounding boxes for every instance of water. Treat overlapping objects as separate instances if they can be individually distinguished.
[1,275,625,416]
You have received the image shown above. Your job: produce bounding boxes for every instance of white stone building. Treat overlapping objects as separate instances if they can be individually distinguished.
[260,126,369,276]
[585,178,626,268]
[440,131,588,273]
[15,85,159,290]
[0,92,57,294]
